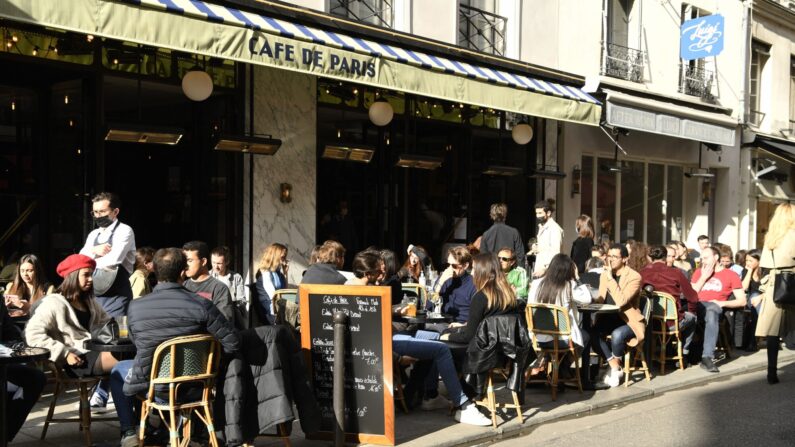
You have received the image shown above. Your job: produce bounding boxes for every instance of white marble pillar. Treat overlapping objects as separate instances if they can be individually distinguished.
[246,66,316,285]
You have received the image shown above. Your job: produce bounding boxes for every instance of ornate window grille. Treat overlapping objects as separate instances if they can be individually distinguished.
[330,0,393,29]
[457,4,506,56]
[679,63,716,101]
[602,43,645,83]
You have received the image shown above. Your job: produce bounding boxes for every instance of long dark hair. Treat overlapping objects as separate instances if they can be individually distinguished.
[380,249,398,279]
[56,269,93,306]
[472,253,516,311]
[7,254,50,304]
[535,254,576,304]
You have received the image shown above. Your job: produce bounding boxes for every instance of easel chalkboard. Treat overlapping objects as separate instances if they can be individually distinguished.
[299,284,394,445]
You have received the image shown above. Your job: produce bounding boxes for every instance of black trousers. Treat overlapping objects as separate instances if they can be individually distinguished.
[5,364,46,441]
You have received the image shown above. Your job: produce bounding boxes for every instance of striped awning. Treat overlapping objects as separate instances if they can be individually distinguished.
[0,0,601,125]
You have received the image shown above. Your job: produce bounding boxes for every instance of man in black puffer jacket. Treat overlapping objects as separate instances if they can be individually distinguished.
[110,247,240,445]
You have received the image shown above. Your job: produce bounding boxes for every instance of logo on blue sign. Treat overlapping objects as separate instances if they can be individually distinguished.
[680,14,724,60]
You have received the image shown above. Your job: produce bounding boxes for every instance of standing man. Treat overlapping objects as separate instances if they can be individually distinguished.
[80,192,136,317]
[531,199,563,278]
[210,246,246,310]
[480,203,526,269]
[183,241,237,328]
[691,246,746,373]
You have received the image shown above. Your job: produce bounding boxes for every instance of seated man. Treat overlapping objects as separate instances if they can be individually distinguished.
[640,245,699,362]
[423,246,476,334]
[691,246,746,373]
[1,296,46,443]
[498,247,528,301]
[591,244,645,387]
[111,247,240,446]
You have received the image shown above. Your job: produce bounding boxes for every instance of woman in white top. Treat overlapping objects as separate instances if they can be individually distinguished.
[527,253,590,348]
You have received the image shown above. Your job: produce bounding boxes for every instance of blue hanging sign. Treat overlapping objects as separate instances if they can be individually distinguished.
[680,14,724,60]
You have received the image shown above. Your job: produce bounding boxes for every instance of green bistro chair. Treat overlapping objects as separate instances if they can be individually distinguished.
[651,292,685,374]
[525,303,583,400]
[623,295,652,387]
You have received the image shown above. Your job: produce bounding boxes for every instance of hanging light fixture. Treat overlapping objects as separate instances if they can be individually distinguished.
[181,66,213,101]
[368,97,394,126]
[511,121,534,145]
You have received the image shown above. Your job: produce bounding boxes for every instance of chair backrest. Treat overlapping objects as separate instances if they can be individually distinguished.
[274,288,298,304]
[149,334,220,386]
[525,303,571,336]
[652,292,678,321]
[638,294,652,322]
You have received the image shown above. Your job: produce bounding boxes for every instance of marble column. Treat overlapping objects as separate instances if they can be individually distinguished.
[245,65,316,285]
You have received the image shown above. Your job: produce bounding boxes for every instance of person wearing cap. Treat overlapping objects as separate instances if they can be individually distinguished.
[399,244,431,283]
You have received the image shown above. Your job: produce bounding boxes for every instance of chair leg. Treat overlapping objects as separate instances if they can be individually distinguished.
[278,423,292,447]
[571,350,583,394]
[487,374,497,429]
[203,403,220,447]
[168,408,179,447]
[549,356,560,401]
[138,400,149,447]
[511,391,523,425]
[41,377,62,440]
[639,348,651,381]
[623,352,631,388]
[658,332,666,375]
[676,333,685,370]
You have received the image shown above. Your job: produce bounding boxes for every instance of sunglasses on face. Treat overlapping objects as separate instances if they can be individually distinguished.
[498,257,514,262]
[449,263,462,268]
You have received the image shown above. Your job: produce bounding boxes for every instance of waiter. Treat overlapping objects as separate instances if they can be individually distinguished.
[80,192,136,317]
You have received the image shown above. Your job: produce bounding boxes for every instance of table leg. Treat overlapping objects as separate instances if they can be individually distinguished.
[1,364,8,447]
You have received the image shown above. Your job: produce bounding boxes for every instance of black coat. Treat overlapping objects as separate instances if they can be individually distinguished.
[123,282,240,396]
[480,222,526,268]
[300,263,346,285]
[463,313,534,398]
[0,297,22,342]
[219,325,320,444]
[570,237,594,275]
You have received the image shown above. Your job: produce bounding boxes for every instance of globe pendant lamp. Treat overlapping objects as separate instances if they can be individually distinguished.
[511,121,534,145]
[368,98,394,126]
[182,67,213,102]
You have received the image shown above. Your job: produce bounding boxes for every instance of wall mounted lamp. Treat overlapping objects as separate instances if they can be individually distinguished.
[280,183,292,203]
[571,164,582,196]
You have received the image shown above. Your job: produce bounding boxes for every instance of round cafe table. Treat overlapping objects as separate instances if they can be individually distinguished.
[85,339,137,354]
[0,346,50,447]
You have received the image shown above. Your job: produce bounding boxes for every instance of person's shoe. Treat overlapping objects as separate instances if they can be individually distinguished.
[420,394,451,411]
[700,357,719,373]
[582,381,610,391]
[454,402,491,426]
[85,393,109,414]
[767,374,779,385]
[120,429,138,447]
[605,368,622,388]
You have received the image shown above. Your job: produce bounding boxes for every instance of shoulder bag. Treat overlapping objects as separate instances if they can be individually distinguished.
[771,252,795,306]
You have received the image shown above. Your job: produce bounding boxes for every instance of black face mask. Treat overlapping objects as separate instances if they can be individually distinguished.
[94,215,114,228]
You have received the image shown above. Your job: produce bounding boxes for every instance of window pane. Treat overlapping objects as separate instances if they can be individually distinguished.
[647,163,665,244]
[596,157,617,244]
[580,156,594,219]
[620,160,644,242]
[667,165,684,242]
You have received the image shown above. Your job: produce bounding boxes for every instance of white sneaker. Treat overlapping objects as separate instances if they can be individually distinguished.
[454,402,492,426]
[89,393,109,414]
[605,368,622,388]
[420,394,451,411]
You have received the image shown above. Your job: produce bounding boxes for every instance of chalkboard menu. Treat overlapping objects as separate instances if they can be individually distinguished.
[299,284,394,445]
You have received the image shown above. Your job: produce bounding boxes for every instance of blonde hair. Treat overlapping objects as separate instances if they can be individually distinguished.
[258,243,288,272]
[764,203,795,250]
[472,253,516,311]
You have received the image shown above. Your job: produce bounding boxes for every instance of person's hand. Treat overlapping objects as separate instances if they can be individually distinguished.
[448,322,465,328]
[701,261,714,278]
[398,355,418,367]
[751,295,763,308]
[440,333,450,341]
[92,243,112,257]
[66,352,84,366]
[5,294,22,309]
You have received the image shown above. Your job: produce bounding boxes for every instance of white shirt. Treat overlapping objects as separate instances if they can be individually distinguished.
[211,271,246,304]
[527,278,589,347]
[79,219,136,273]
[533,218,564,275]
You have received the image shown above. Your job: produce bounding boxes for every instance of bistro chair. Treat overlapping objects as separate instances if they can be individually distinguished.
[138,334,221,447]
[273,288,298,304]
[474,364,524,429]
[623,295,652,387]
[650,292,685,374]
[40,361,116,447]
[525,303,583,400]
[401,283,427,308]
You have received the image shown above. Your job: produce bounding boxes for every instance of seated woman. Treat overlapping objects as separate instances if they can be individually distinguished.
[440,253,519,344]
[347,250,491,426]
[129,246,155,299]
[25,254,137,446]
[4,253,54,318]
[398,244,431,284]
[255,243,290,324]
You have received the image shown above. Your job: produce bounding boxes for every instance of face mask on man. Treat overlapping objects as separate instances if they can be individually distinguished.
[94,215,114,228]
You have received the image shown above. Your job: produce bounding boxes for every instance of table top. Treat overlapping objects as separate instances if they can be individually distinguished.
[0,347,49,365]
[577,303,620,313]
[85,339,137,353]
[394,313,453,324]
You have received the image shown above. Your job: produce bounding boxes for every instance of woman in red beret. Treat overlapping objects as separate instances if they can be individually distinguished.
[24,254,118,376]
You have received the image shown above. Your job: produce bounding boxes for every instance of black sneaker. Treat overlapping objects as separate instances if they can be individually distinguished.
[700,357,719,373]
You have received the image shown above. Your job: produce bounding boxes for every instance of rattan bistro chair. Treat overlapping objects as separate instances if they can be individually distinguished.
[650,292,685,374]
[138,334,221,447]
[272,288,298,304]
[623,295,652,387]
[525,303,583,400]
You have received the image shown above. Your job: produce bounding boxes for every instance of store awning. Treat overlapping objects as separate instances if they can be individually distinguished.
[749,135,795,165]
[0,0,601,126]
[604,90,737,146]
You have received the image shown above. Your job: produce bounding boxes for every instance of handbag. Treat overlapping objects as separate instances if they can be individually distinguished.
[91,318,119,344]
[771,252,795,306]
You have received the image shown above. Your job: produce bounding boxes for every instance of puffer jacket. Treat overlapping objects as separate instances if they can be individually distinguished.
[463,313,534,398]
[123,282,240,396]
[219,325,320,445]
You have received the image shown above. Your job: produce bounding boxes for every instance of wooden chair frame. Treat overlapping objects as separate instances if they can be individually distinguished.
[474,365,524,429]
[623,296,652,387]
[273,288,298,304]
[138,334,221,447]
[650,292,685,374]
[525,303,583,400]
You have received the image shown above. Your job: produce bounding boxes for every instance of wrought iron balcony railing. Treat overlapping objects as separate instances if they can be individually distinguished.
[602,43,645,83]
[330,0,393,29]
[679,63,716,101]
[458,4,506,56]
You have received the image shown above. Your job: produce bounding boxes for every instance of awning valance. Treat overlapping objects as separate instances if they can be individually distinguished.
[0,0,601,126]
[748,135,795,165]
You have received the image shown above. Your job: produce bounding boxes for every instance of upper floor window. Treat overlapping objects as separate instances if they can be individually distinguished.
[679,5,717,101]
[330,0,394,29]
[749,40,770,127]
[602,0,644,83]
[458,0,507,56]
[789,56,795,133]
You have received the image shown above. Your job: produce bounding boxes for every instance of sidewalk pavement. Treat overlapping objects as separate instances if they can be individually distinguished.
[9,348,793,447]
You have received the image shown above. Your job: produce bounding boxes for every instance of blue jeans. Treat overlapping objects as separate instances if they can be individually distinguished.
[680,311,697,354]
[697,301,722,359]
[593,314,635,361]
[392,335,468,407]
[110,360,138,432]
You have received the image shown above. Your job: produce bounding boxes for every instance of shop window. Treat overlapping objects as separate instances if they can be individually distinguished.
[596,157,617,243]
[647,163,665,244]
[749,40,770,126]
[579,156,594,221]
[330,0,394,29]
[789,56,795,132]
[620,160,644,243]
[603,0,644,83]
[1,27,93,65]
[458,0,507,56]
[667,165,684,242]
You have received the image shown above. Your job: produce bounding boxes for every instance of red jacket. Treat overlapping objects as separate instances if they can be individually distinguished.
[640,262,698,321]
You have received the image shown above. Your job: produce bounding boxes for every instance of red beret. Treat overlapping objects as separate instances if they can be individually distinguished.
[56,254,96,278]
